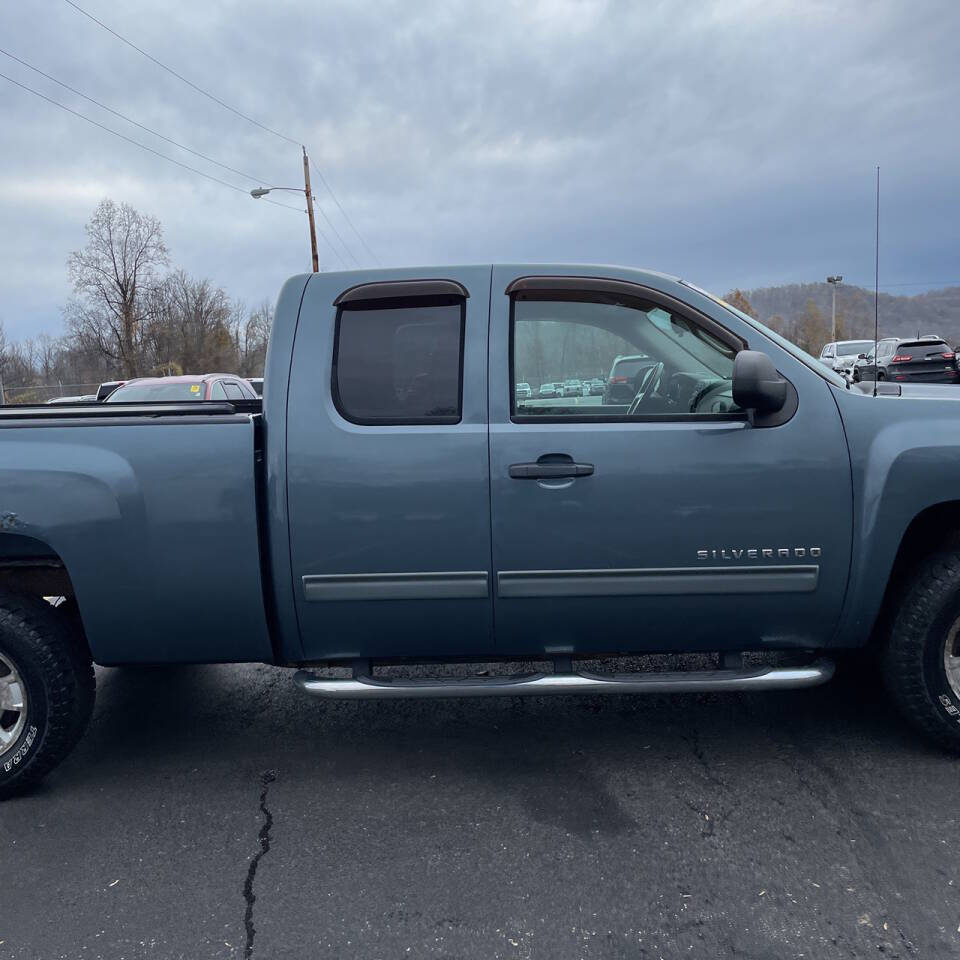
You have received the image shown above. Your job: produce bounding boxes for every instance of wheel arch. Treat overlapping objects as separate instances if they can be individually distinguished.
[0,532,75,598]
[866,500,960,649]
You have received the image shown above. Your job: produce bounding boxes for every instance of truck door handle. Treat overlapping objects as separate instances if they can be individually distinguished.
[509,458,594,479]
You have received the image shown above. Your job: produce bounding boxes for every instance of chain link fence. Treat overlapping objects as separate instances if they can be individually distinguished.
[0,383,101,405]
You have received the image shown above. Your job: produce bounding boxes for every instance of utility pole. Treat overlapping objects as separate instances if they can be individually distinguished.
[302,147,319,273]
[249,151,320,272]
[827,275,843,341]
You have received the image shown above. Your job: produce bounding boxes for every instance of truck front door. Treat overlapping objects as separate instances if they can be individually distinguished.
[286,268,493,661]
[488,267,852,656]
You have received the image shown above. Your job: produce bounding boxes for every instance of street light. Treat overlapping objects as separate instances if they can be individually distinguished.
[249,146,320,272]
[826,275,843,341]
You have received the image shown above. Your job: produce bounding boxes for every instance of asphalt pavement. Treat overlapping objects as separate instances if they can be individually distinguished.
[2,661,959,959]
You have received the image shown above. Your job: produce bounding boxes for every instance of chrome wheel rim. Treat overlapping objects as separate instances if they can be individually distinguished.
[0,651,28,757]
[944,618,960,700]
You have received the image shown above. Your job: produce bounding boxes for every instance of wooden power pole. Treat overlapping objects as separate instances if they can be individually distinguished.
[302,146,319,273]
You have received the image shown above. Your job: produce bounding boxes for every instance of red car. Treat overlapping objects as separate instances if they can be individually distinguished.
[105,374,260,402]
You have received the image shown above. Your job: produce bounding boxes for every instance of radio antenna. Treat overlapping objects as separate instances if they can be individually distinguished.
[873,165,880,398]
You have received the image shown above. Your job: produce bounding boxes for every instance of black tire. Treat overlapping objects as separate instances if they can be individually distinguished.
[0,593,95,799]
[877,370,886,381]
[883,550,960,752]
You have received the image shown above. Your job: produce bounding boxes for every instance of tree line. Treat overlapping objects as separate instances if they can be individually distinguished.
[725,288,846,354]
[0,199,271,403]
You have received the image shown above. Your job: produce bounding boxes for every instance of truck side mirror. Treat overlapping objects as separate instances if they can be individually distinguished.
[858,353,867,359]
[732,350,787,414]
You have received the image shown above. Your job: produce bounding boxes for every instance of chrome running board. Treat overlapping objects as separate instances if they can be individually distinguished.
[293,659,834,700]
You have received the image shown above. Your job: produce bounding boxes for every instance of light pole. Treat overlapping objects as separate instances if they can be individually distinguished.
[826,275,843,341]
[250,146,319,272]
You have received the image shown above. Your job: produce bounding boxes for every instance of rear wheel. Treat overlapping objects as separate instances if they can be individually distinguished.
[883,550,960,752]
[0,594,95,799]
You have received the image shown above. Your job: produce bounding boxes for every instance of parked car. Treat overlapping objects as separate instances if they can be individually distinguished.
[818,340,876,378]
[106,374,260,402]
[515,382,532,400]
[247,377,264,397]
[45,395,97,404]
[95,380,125,401]
[852,338,958,384]
[588,378,605,395]
[562,379,583,397]
[602,354,654,403]
[538,383,557,399]
[8,263,960,797]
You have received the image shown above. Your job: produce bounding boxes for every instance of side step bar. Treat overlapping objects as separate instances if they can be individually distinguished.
[293,659,834,700]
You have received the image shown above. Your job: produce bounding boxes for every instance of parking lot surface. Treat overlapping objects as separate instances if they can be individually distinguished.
[2,662,959,959]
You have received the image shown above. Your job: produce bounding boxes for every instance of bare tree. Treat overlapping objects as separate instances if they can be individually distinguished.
[148,270,235,374]
[234,300,273,377]
[65,199,168,378]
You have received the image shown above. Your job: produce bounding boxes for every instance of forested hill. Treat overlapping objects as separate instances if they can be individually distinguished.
[736,283,960,351]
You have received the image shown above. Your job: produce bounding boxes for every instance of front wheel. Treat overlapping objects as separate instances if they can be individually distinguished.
[883,551,960,752]
[0,594,95,798]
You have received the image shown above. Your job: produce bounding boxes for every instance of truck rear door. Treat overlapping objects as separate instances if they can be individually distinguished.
[285,268,493,661]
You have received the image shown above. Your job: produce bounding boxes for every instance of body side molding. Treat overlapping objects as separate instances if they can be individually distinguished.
[496,565,819,598]
[303,571,489,602]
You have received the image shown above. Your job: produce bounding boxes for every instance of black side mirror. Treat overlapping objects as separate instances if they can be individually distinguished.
[858,353,867,359]
[732,350,787,413]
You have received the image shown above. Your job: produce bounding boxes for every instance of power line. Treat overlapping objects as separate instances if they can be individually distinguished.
[60,0,379,263]
[0,70,303,219]
[0,46,270,185]
[1,71,349,265]
[311,159,380,264]
[846,280,960,289]
[61,0,300,147]
[311,196,359,266]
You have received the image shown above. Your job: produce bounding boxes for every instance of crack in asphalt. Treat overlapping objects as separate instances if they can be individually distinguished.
[242,770,277,960]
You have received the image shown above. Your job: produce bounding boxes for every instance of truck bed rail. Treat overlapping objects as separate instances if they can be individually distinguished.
[0,400,261,420]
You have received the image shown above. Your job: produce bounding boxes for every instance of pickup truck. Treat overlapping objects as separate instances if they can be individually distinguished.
[3,264,960,797]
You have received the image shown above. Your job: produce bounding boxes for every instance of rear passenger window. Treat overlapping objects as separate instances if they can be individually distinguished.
[333,299,464,424]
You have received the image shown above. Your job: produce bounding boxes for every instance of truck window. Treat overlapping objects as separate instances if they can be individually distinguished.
[511,295,743,420]
[333,299,464,424]
[223,382,245,400]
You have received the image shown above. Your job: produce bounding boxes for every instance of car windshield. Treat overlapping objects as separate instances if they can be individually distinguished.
[836,341,874,355]
[107,381,206,401]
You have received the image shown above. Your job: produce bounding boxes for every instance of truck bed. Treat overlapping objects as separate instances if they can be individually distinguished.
[0,404,272,664]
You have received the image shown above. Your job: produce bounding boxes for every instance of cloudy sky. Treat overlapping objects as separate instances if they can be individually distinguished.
[1,0,958,340]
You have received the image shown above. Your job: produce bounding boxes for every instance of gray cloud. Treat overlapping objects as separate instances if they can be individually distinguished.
[1,0,959,339]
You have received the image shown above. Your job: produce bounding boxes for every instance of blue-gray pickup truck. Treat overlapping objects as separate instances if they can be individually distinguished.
[3,264,960,796]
